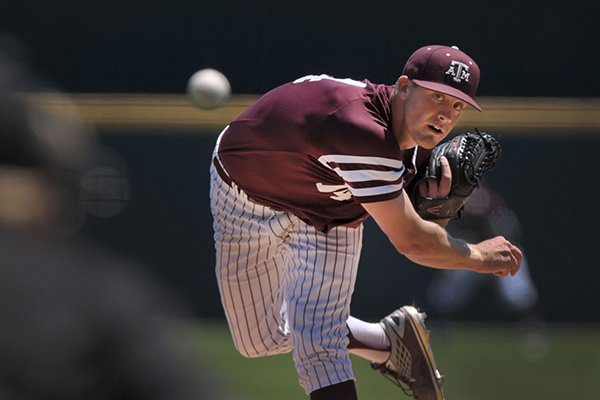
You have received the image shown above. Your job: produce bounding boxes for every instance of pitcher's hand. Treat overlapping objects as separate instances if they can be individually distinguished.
[470,236,523,277]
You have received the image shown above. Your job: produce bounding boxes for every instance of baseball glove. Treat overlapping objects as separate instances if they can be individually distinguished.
[411,129,502,220]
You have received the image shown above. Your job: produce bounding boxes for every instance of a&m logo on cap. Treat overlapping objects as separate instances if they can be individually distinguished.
[402,44,482,111]
[446,60,470,84]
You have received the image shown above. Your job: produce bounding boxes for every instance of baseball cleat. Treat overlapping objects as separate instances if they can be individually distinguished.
[371,306,445,400]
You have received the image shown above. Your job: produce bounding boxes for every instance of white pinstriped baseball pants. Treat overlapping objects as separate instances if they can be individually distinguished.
[210,162,363,394]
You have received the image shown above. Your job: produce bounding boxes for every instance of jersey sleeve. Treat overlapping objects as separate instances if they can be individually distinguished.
[316,153,407,202]
[308,98,414,204]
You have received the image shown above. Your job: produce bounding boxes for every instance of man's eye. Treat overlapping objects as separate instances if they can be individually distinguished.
[433,93,444,101]
[454,103,464,111]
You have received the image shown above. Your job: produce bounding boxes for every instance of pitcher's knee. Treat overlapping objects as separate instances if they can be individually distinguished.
[232,342,262,359]
[233,337,292,359]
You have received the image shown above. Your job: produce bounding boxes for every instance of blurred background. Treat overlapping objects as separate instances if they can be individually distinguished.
[1,1,598,399]
[2,0,598,322]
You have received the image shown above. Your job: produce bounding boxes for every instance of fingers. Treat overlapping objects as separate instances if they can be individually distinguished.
[417,157,452,199]
[437,156,452,198]
[480,236,523,278]
[417,180,428,197]
[497,241,523,277]
[509,244,523,276]
[427,178,438,197]
[416,178,439,198]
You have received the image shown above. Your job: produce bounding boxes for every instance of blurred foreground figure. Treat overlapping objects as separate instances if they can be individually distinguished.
[427,185,540,320]
[0,229,219,400]
[426,185,548,359]
[0,36,223,399]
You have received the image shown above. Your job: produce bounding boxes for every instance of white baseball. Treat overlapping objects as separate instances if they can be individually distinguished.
[187,68,231,110]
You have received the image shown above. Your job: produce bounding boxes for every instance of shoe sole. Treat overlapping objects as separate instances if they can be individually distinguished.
[400,305,444,400]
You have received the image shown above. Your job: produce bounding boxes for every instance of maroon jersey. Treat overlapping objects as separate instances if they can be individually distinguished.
[217,74,430,232]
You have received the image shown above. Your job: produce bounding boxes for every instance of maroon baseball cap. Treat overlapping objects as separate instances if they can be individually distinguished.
[402,45,482,111]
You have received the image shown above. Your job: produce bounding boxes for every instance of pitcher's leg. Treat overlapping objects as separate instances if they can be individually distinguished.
[211,164,294,357]
[285,223,363,394]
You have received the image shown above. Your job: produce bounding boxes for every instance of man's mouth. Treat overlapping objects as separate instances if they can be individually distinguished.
[428,124,443,134]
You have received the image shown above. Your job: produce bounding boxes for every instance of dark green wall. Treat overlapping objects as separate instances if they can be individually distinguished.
[81,130,600,322]
[2,0,599,97]
[3,1,599,321]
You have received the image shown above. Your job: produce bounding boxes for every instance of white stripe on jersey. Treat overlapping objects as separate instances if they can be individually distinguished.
[350,183,404,197]
[335,168,405,183]
[318,154,405,170]
[292,74,367,88]
[318,154,405,197]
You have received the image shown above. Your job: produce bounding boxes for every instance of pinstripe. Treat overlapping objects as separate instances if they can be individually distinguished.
[250,202,285,350]
[237,207,260,356]
[211,164,295,357]
[213,170,249,356]
[286,228,312,383]
[310,231,332,386]
[210,171,247,355]
[230,195,254,356]
[210,162,363,394]
[264,207,284,334]
[284,222,362,392]
[329,226,361,341]
[218,183,253,357]
[252,207,274,350]
[322,231,343,385]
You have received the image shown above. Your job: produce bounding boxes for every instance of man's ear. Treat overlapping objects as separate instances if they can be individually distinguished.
[395,75,410,95]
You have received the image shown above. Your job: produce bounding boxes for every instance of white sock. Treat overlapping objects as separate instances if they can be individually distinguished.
[347,316,390,364]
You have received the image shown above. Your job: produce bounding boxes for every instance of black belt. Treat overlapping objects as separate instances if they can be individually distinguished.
[212,156,233,187]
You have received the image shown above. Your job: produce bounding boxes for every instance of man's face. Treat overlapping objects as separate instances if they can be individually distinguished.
[396,82,467,149]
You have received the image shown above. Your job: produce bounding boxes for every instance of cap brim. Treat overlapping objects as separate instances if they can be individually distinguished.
[413,79,483,112]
